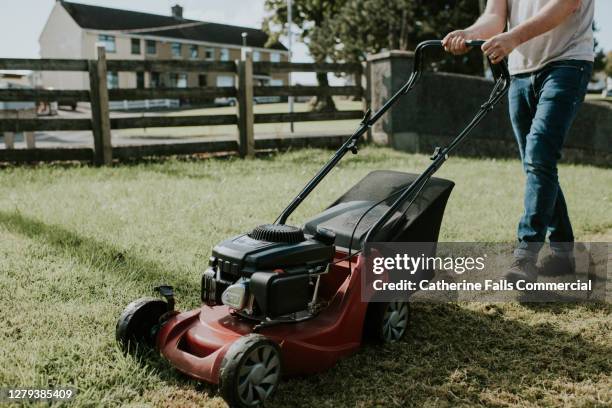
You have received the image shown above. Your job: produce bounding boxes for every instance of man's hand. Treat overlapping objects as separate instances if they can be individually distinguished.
[482,32,521,64]
[442,30,472,55]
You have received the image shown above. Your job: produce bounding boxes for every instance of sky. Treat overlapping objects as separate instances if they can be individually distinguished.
[0,0,610,83]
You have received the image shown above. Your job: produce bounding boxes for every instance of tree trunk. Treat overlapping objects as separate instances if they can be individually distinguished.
[310,71,337,112]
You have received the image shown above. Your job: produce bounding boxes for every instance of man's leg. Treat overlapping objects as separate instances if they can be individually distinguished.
[508,75,537,163]
[547,186,574,251]
[506,74,540,282]
[540,186,577,275]
[515,62,592,265]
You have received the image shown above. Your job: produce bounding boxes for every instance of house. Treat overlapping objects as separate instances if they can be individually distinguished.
[39,1,289,91]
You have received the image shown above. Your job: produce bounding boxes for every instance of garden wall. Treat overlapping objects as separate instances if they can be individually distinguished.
[368,50,611,166]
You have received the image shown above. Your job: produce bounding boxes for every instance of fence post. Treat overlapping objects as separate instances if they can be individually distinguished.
[3,132,15,149]
[88,46,112,165]
[237,50,255,158]
[363,61,372,143]
[23,109,36,149]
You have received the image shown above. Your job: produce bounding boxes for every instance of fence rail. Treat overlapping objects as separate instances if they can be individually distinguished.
[108,87,237,100]
[0,47,368,164]
[252,61,363,73]
[0,59,89,71]
[0,89,91,102]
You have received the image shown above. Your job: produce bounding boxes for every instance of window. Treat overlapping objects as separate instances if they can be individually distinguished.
[150,72,160,88]
[131,38,141,55]
[170,73,187,88]
[98,34,116,53]
[198,74,207,87]
[146,40,157,55]
[220,48,230,61]
[171,42,182,58]
[271,52,281,63]
[177,73,187,88]
[107,72,119,89]
[216,75,234,87]
[252,51,261,62]
[136,72,145,89]
[190,45,199,59]
[204,48,215,61]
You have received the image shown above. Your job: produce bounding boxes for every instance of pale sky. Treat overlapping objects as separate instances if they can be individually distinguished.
[0,1,610,71]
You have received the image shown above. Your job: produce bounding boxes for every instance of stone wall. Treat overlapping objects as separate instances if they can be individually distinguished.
[368,51,611,166]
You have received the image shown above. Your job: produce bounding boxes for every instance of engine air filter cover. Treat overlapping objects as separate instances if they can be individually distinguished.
[248,224,305,244]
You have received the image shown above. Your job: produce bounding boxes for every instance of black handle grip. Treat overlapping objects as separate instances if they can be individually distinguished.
[415,39,510,83]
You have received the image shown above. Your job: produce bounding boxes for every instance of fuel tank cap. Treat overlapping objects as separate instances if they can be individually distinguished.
[248,224,306,244]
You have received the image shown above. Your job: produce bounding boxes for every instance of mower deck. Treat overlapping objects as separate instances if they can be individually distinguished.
[156,255,365,384]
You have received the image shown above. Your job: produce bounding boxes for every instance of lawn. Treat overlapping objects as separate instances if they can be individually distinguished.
[0,147,610,407]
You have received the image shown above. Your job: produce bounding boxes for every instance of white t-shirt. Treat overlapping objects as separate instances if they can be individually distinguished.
[507,0,594,75]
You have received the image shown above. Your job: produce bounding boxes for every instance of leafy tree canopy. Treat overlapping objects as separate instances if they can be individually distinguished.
[264,0,483,76]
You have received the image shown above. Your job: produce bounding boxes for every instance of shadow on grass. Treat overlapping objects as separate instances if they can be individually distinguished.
[0,210,196,292]
[270,303,612,407]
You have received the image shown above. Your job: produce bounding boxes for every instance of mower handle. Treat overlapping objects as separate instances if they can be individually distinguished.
[275,39,510,226]
[413,40,510,85]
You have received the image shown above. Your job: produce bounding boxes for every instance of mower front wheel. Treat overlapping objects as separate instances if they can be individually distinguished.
[219,334,282,408]
[116,297,169,354]
[364,301,410,343]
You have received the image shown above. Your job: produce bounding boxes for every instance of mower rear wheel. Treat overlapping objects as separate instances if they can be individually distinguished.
[219,334,282,408]
[364,301,410,343]
[116,297,168,354]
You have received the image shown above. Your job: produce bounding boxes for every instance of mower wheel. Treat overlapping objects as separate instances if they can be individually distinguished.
[116,297,169,354]
[219,334,282,408]
[364,301,410,343]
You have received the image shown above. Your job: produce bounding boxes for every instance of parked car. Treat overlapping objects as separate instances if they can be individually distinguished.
[587,77,605,94]
[57,99,78,111]
[214,97,237,107]
[254,96,282,104]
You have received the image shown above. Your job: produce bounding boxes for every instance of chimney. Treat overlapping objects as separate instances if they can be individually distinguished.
[171,4,183,19]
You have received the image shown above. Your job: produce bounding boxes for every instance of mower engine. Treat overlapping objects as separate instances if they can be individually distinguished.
[202,224,335,322]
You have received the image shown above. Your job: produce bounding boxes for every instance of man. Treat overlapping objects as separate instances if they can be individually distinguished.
[442,0,594,282]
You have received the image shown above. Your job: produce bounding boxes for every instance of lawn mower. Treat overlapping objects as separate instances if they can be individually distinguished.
[116,40,510,407]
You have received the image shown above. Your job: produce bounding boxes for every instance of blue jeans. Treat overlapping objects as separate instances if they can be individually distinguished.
[508,60,592,260]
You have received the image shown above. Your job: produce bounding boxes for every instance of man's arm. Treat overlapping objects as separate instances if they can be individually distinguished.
[482,0,582,64]
[442,0,507,55]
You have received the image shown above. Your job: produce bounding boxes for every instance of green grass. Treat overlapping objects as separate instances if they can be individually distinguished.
[116,100,363,139]
[0,147,610,407]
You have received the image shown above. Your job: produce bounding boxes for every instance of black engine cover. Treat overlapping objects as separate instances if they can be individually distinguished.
[250,272,310,317]
[210,233,334,282]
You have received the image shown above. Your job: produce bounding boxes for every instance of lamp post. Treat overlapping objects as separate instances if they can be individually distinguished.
[287,0,294,132]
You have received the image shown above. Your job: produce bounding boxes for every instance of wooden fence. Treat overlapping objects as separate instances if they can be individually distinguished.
[0,46,368,164]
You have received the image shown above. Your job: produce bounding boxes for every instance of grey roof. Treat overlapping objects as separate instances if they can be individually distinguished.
[60,1,287,51]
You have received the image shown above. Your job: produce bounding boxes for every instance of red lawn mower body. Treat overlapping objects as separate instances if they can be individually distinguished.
[156,254,367,384]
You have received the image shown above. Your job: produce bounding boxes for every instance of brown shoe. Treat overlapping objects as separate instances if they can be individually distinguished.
[504,258,538,285]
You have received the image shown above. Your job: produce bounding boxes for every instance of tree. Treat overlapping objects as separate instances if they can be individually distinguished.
[263,0,347,112]
[593,23,606,74]
[263,0,483,112]
[322,0,483,75]
[605,52,612,78]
